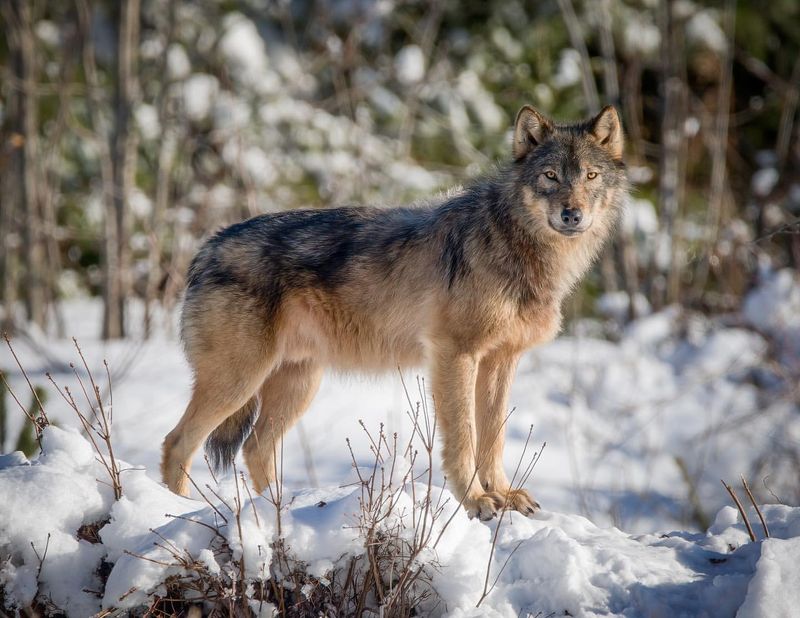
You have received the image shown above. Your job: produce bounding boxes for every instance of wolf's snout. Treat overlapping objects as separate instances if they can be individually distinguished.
[560,208,583,227]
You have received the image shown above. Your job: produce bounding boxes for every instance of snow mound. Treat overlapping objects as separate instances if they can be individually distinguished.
[1,426,799,616]
[743,268,800,364]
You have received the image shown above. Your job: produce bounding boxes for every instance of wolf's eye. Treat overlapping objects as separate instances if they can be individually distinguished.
[587,171,598,180]
[544,171,557,180]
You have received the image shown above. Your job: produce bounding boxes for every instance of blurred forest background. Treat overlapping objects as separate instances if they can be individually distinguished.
[1,0,799,339]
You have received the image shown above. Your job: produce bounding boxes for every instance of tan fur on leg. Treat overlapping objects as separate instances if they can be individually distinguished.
[161,317,276,496]
[243,360,323,494]
[429,342,483,508]
[475,349,539,515]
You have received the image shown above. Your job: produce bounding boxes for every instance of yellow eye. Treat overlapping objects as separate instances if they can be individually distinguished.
[587,171,598,180]
[545,171,557,180]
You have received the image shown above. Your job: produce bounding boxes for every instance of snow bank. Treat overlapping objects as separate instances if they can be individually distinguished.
[1,426,799,616]
[0,428,113,615]
[743,268,800,365]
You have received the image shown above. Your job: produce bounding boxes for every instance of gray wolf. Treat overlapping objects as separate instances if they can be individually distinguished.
[161,105,627,519]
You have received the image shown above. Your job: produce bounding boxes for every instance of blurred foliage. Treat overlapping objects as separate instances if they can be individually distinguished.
[0,0,799,336]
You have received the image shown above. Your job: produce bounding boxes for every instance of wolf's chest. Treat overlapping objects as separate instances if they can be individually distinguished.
[500,302,562,350]
[446,294,563,353]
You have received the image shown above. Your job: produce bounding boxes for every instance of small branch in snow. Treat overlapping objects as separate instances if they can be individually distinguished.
[31,532,51,582]
[46,338,122,500]
[2,333,49,445]
[721,479,756,542]
[741,476,770,540]
[477,426,546,608]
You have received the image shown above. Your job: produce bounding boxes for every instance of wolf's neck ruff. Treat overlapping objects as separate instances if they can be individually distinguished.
[164,105,627,521]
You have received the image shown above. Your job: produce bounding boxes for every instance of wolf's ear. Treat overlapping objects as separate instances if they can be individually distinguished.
[513,106,553,160]
[589,106,624,160]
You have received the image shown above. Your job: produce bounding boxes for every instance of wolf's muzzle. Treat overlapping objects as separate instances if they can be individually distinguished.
[560,208,583,227]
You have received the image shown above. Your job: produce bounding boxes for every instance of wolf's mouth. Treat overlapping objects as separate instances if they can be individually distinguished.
[549,222,592,237]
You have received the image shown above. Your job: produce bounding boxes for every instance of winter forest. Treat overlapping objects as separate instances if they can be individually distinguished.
[1,0,800,616]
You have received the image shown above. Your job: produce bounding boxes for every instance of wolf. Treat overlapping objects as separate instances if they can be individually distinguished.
[161,105,627,519]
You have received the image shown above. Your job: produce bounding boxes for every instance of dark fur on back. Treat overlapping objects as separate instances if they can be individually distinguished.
[185,182,538,319]
[185,201,452,301]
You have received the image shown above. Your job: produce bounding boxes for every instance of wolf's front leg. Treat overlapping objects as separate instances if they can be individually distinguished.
[430,345,496,520]
[475,349,539,516]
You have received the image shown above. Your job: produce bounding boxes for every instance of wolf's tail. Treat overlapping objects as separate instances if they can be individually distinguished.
[204,396,260,473]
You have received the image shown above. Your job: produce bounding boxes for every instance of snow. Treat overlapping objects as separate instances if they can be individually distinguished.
[457,70,506,131]
[596,291,652,322]
[552,48,582,90]
[1,426,798,615]
[0,428,113,616]
[1,271,799,614]
[622,197,659,236]
[167,43,191,79]
[182,73,220,121]
[623,16,660,57]
[219,13,281,95]
[34,20,60,48]
[395,44,426,84]
[491,27,523,61]
[742,268,800,364]
[751,168,779,197]
[134,103,160,141]
[686,10,728,54]
[738,537,800,617]
[684,115,701,137]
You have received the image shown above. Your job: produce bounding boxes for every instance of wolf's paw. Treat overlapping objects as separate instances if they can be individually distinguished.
[466,488,540,521]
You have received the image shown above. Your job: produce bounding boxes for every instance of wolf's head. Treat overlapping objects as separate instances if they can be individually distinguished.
[510,105,626,239]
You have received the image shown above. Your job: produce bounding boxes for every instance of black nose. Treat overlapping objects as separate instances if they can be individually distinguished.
[560,208,583,227]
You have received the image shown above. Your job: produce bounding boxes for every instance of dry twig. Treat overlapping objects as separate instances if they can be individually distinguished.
[740,476,770,540]
[721,479,756,542]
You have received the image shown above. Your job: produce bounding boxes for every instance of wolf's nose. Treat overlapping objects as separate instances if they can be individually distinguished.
[560,208,583,227]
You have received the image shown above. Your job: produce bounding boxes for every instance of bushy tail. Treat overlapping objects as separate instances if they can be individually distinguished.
[204,396,260,473]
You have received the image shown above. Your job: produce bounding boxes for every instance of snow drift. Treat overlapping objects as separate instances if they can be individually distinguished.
[1,424,799,616]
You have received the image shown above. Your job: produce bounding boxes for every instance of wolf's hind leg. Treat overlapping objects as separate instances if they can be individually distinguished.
[243,360,323,494]
[475,348,538,515]
[162,343,275,496]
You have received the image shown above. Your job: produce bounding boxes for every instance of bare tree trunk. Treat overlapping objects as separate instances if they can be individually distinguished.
[143,3,177,338]
[622,58,645,163]
[557,0,600,114]
[656,0,688,307]
[0,2,22,332]
[0,131,21,332]
[39,80,76,338]
[75,0,121,339]
[693,0,736,299]
[597,0,619,106]
[105,0,141,339]
[396,0,445,159]
[20,3,47,330]
[2,0,47,330]
[776,57,800,171]
[143,130,176,337]
[596,0,637,313]
[35,7,81,338]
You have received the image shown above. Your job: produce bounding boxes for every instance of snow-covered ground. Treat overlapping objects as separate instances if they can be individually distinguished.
[1,426,799,616]
[1,268,799,615]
